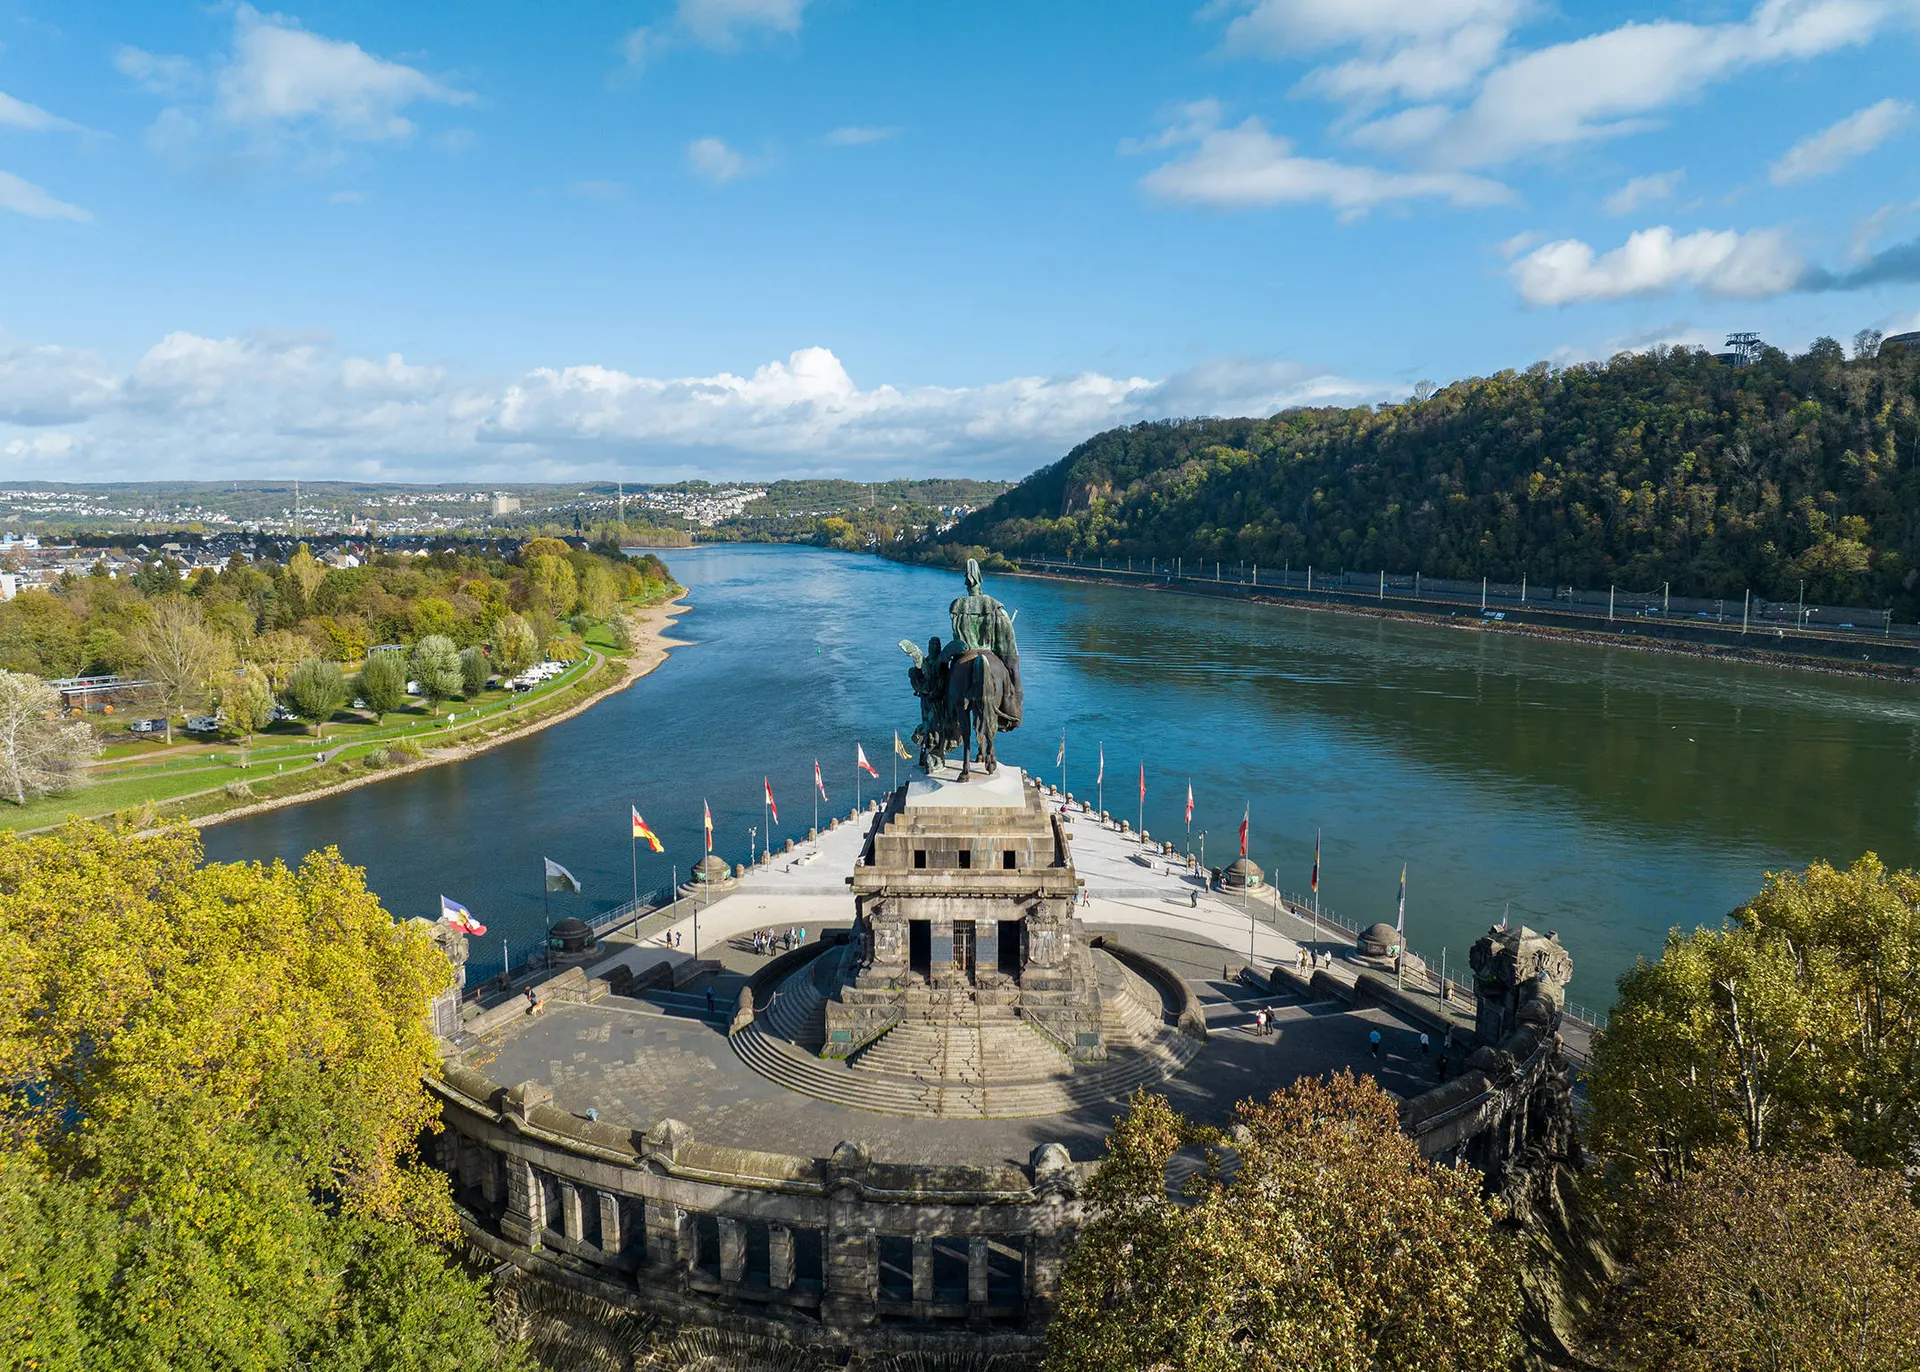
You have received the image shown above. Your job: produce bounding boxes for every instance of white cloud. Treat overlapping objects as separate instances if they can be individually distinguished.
[0,339,119,423]
[823,125,896,146]
[0,170,90,222]
[1219,0,1527,57]
[622,0,811,69]
[112,45,196,96]
[1297,23,1514,103]
[1603,170,1683,216]
[1510,225,1805,305]
[0,331,1384,480]
[1136,107,1510,216]
[1378,0,1896,168]
[687,136,749,183]
[217,5,471,141]
[0,90,84,133]
[328,188,367,205]
[1770,98,1913,184]
[1224,0,1908,177]
[677,0,809,50]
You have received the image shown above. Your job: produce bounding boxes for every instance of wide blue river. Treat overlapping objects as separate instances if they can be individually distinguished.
[203,544,1920,1009]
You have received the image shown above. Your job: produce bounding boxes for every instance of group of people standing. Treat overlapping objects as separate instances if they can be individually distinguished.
[752,927,807,955]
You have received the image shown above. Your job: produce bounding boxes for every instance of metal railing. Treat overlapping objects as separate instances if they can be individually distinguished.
[1021,555,1913,647]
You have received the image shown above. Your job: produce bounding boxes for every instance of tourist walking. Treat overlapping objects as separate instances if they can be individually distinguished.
[1443,1025,1454,1051]
[1254,1007,1267,1036]
[1368,1028,1381,1059]
[705,987,716,1016]
[1419,1031,1430,1054]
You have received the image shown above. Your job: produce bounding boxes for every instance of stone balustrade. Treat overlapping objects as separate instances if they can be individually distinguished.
[428,1062,1085,1352]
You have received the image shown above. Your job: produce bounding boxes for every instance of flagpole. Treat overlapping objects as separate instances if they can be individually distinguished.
[1137,762,1143,841]
[542,861,551,971]
[1097,742,1103,824]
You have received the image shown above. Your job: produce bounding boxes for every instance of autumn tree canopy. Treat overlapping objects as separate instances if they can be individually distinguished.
[0,823,521,1371]
[1045,1073,1520,1372]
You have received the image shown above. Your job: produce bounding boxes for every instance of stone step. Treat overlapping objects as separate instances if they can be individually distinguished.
[850,1021,1073,1086]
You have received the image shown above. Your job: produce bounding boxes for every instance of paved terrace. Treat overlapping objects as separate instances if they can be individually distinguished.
[457,781,1481,1167]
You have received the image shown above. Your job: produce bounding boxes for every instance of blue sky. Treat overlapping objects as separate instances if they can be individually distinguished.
[2,0,1918,482]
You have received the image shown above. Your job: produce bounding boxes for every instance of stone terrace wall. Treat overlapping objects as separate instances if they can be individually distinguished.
[428,1062,1088,1354]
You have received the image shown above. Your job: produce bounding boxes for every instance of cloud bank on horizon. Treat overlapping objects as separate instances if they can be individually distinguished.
[0,0,1916,481]
[0,333,1382,482]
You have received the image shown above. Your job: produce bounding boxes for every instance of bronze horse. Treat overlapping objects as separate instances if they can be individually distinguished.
[944,648,1012,780]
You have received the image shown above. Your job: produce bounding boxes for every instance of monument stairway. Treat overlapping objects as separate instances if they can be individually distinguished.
[728,951,1204,1119]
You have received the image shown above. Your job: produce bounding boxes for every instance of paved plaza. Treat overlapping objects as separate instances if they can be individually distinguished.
[459,788,1450,1166]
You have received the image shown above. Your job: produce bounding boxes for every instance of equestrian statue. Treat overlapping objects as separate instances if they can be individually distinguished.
[899,559,1023,780]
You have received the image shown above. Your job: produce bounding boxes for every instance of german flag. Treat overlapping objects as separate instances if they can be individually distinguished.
[631,805,664,853]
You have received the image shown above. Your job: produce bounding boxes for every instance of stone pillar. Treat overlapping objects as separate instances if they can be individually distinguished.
[597,1192,624,1261]
[1025,1229,1071,1316]
[645,1199,691,1274]
[499,1159,543,1248]
[968,1235,990,1305]
[768,1224,795,1290]
[717,1217,747,1283]
[823,1222,876,1329]
[559,1182,584,1243]
[911,1234,933,1304]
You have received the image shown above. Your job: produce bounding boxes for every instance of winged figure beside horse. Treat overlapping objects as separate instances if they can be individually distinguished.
[899,559,1024,781]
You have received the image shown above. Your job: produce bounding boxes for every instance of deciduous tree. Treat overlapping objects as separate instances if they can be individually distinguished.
[0,822,525,1371]
[458,645,490,698]
[1596,1149,1920,1372]
[283,656,347,737]
[131,596,227,743]
[221,664,276,744]
[409,634,462,714]
[1589,855,1920,1182]
[356,650,409,723]
[492,613,538,678]
[1045,1074,1520,1372]
[0,672,97,806]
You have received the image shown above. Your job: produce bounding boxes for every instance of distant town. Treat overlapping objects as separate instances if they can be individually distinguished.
[0,479,1010,601]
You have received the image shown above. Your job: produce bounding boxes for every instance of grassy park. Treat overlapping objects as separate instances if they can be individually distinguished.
[6,616,645,832]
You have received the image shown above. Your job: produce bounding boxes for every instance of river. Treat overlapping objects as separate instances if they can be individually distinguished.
[202,544,1920,1009]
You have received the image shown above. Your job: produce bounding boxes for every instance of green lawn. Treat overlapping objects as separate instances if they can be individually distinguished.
[8,650,607,833]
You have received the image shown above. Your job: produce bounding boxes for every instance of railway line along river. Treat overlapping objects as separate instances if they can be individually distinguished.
[202,543,1920,1011]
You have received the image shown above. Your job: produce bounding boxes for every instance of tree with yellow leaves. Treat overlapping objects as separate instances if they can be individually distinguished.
[1046,1073,1520,1372]
[0,822,524,1371]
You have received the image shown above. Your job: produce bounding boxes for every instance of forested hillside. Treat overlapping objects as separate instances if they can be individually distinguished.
[942,339,1920,616]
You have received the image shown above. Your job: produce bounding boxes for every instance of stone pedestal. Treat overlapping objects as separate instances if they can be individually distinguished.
[823,767,1106,1066]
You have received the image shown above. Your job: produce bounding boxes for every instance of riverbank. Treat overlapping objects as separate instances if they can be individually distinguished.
[1007,563,1920,683]
[22,596,689,835]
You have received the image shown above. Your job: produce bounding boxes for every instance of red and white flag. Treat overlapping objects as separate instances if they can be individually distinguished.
[856,742,878,778]
[1138,762,1145,802]
[703,799,713,852]
[1097,745,1104,785]
[1185,781,1194,826]
[764,777,779,824]
[814,759,829,802]
[1239,804,1249,858]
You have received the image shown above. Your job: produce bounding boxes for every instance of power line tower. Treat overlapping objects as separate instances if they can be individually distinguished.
[1725,332,1765,367]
